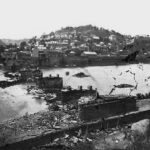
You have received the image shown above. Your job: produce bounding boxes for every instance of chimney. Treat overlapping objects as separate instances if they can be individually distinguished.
[88,85,92,90]
[67,86,72,91]
[79,86,82,91]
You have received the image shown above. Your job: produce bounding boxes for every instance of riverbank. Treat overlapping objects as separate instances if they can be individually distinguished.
[38,56,150,69]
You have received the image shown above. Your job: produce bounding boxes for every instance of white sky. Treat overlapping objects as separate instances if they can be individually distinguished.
[0,0,150,39]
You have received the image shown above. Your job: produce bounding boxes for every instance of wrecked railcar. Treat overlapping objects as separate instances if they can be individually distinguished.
[78,95,137,122]
[0,79,22,88]
[19,68,43,81]
[0,68,43,88]
[60,86,97,103]
[36,74,63,90]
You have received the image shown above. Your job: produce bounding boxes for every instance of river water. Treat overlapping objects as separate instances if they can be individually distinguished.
[0,63,150,122]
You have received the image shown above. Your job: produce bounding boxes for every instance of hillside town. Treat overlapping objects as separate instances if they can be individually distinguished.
[1,25,150,71]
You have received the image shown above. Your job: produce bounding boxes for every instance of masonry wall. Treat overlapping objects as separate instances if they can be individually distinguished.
[61,88,96,103]
[63,56,88,66]
[37,76,63,89]
[78,98,137,122]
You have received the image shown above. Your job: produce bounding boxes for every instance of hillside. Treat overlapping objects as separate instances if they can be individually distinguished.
[56,25,125,40]
[1,25,150,54]
[55,25,150,53]
[56,25,124,38]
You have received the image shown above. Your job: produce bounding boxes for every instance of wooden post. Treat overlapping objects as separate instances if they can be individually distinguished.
[107,121,109,130]
[116,117,120,128]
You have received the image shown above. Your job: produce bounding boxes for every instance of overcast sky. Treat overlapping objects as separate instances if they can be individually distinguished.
[0,0,150,39]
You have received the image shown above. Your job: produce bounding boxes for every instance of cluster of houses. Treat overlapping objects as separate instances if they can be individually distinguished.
[29,29,127,67]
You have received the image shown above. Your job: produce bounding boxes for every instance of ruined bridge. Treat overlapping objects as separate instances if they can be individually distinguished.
[123,51,139,62]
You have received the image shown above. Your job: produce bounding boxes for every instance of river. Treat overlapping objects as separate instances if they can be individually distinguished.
[0,63,150,122]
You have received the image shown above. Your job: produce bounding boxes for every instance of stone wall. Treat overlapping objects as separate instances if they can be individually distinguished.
[63,56,88,66]
[78,98,137,122]
[61,86,97,103]
[37,74,63,89]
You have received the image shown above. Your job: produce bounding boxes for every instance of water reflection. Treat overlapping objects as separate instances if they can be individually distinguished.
[0,63,150,122]
[0,84,48,122]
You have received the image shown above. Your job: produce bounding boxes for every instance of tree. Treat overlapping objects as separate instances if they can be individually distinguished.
[0,45,5,53]
[20,41,27,50]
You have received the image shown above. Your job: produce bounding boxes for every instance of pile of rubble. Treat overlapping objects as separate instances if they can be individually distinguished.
[0,101,80,147]
[27,85,57,102]
[31,119,150,150]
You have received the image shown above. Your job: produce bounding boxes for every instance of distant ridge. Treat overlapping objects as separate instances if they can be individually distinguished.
[1,39,29,45]
[56,25,124,38]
